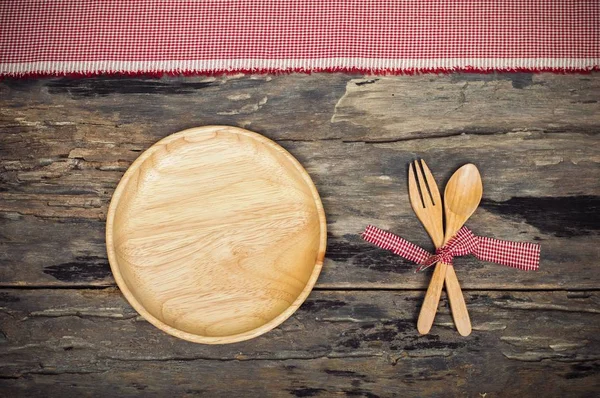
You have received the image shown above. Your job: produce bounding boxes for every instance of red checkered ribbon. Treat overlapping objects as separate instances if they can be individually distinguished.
[362,225,540,272]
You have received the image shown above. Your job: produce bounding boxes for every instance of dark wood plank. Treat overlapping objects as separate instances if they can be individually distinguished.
[1,289,598,397]
[1,77,599,288]
[332,73,600,141]
[2,137,598,289]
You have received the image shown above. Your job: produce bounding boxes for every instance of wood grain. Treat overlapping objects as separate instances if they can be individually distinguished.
[1,74,598,289]
[106,126,326,343]
[0,289,598,397]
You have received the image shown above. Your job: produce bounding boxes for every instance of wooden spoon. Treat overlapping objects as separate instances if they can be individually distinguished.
[417,164,482,336]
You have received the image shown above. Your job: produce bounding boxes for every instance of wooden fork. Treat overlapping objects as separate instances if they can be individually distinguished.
[408,159,471,335]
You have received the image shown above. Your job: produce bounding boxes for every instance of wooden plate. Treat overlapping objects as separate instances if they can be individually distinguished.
[106,126,326,344]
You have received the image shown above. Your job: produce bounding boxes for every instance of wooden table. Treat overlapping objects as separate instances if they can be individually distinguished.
[1,73,599,397]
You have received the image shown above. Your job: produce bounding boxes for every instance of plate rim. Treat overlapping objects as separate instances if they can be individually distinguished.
[106,125,327,344]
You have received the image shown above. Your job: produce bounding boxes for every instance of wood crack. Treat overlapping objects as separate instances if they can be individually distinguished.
[2,284,600,292]
[341,128,600,144]
[28,308,137,320]
[1,369,109,379]
[98,351,383,362]
[492,301,600,314]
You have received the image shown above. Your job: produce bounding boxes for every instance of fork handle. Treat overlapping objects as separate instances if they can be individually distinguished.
[417,262,447,334]
[445,266,472,336]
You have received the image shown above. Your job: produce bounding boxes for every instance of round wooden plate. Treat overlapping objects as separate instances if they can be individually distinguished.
[106,126,326,344]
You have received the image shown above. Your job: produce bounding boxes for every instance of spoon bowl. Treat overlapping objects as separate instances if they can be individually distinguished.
[443,164,483,242]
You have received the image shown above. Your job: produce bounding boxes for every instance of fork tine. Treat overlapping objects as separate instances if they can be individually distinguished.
[419,159,442,207]
[414,159,434,208]
[408,162,425,208]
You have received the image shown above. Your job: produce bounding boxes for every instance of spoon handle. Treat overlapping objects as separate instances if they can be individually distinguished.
[417,262,448,335]
[445,266,472,336]
[417,262,472,336]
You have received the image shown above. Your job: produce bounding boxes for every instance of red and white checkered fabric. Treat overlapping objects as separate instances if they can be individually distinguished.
[362,225,540,271]
[1,1,599,77]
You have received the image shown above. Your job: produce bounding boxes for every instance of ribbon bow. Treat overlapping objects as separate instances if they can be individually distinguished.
[362,225,540,272]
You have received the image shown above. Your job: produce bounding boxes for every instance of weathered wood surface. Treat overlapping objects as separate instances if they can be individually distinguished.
[1,73,599,396]
[1,74,599,289]
[1,289,599,397]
